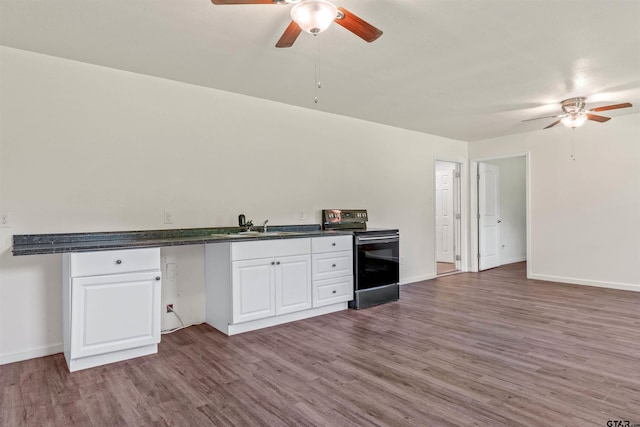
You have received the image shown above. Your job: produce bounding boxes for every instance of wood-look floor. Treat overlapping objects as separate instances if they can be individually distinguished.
[2,262,640,426]
[437,262,458,275]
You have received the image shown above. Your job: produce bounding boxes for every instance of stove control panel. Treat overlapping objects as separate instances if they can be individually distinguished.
[322,209,368,229]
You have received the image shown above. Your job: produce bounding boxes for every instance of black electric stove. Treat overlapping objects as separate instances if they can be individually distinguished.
[322,209,399,309]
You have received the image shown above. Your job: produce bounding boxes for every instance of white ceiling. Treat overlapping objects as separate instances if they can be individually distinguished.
[1,0,639,141]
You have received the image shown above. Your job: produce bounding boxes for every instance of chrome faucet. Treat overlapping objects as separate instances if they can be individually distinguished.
[262,219,269,233]
[245,220,253,232]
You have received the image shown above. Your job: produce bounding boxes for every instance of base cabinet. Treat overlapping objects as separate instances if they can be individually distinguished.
[311,236,354,307]
[206,237,348,335]
[63,248,161,372]
[232,254,311,323]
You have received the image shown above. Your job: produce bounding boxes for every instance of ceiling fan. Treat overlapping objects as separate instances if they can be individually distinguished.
[523,97,633,129]
[210,0,383,48]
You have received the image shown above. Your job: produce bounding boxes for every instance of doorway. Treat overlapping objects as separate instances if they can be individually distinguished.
[472,155,528,273]
[435,161,462,276]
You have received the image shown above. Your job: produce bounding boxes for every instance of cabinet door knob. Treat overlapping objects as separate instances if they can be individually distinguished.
[276,261,280,265]
[155,276,161,281]
[271,261,275,265]
[332,242,336,246]
[115,259,122,264]
[332,264,336,268]
[332,290,337,294]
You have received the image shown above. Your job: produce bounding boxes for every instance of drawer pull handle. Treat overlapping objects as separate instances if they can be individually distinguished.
[332,290,337,294]
[156,276,161,281]
[115,259,122,265]
[332,243,336,246]
[271,261,275,265]
[332,264,336,268]
[276,261,281,265]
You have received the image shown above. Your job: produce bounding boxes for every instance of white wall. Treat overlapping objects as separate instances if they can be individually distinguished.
[0,47,467,363]
[485,157,526,265]
[470,115,640,290]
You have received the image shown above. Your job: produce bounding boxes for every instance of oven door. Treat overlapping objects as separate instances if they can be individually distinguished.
[355,234,400,291]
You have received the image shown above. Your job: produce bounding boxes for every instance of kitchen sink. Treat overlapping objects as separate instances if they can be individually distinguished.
[211,231,303,238]
[262,231,303,236]
[236,231,303,237]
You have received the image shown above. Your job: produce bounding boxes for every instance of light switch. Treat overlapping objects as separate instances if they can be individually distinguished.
[0,212,11,228]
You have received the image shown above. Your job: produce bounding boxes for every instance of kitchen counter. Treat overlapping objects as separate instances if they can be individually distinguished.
[12,225,352,256]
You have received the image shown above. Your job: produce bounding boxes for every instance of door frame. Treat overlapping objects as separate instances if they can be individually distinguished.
[433,157,468,274]
[470,153,531,277]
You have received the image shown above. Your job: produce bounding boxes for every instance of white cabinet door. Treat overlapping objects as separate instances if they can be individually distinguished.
[275,254,312,315]
[71,271,161,359]
[232,258,276,323]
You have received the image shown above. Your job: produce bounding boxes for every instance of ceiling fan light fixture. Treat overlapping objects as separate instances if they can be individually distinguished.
[290,0,338,34]
[561,113,587,128]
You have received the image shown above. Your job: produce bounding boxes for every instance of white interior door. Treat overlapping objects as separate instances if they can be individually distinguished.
[436,168,454,263]
[453,163,462,270]
[478,163,501,270]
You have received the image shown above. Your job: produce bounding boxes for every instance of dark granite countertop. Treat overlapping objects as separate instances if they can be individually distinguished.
[12,225,353,256]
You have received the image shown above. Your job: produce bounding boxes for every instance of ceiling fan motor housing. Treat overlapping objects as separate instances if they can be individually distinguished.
[561,97,587,114]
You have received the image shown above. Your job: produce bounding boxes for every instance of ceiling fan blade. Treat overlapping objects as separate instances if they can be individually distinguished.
[543,120,561,129]
[588,102,632,113]
[275,21,302,48]
[586,113,611,123]
[211,0,275,4]
[334,7,383,43]
[522,114,564,122]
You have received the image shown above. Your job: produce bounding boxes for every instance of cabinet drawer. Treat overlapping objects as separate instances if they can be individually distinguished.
[311,235,352,253]
[232,238,310,261]
[313,276,353,307]
[312,251,352,281]
[70,248,160,277]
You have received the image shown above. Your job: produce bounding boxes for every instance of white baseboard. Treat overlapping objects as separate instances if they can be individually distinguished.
[222,302,348,336]
[501,256,527,265]
[400,273,436,285]
[529,274,640,292]
[0,342,63,365]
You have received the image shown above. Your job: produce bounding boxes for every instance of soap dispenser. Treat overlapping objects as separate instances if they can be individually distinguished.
[238,214,246,227]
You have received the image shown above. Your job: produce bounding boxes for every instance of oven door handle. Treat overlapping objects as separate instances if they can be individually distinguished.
[356,235,399,242]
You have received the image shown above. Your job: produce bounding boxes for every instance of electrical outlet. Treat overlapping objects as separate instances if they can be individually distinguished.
[166,303,174,313]
[164,211,173,224]
[0,212,11,228]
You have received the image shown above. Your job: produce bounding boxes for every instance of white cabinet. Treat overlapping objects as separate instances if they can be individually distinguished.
[311,236,354,307]
[63,248,161,372]
[231,253,312,323]
[232,258,276,323]
[275,254,313,315]
[206,237,348,335]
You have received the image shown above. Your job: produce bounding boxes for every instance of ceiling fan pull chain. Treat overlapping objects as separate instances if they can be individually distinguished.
[570,128,576,161]
[314,34,321,104]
